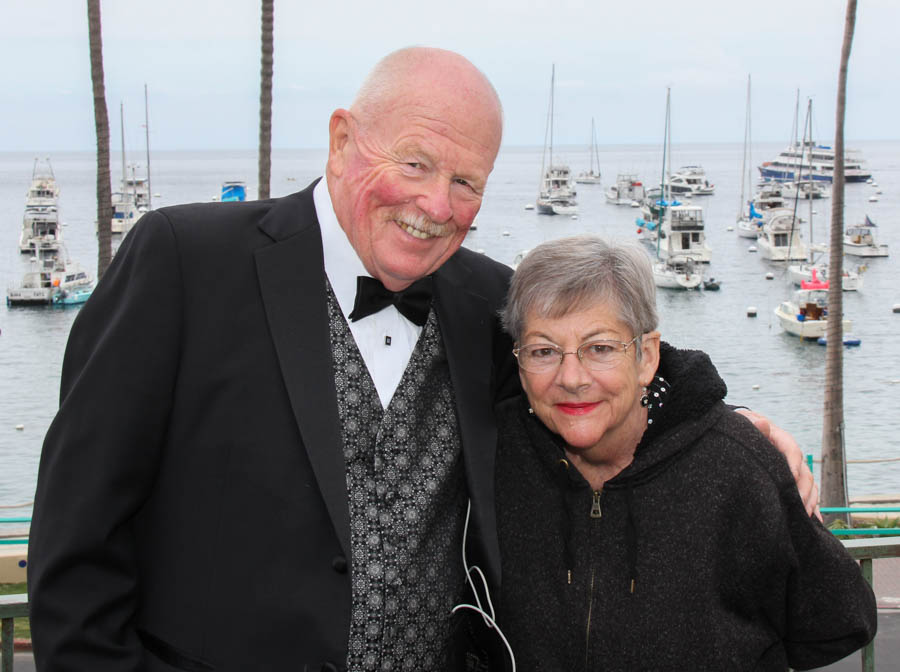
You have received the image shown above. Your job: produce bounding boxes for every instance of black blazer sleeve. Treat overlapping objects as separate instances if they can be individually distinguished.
[28,211,183,670]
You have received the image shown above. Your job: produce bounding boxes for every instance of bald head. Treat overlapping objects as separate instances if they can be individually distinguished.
[350,47,503,142]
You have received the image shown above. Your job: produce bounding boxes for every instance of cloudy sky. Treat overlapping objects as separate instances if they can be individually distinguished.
[2,0,896,152]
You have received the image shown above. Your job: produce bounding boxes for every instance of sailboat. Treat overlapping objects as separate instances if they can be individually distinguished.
[110,90,153,236]
[736,76,763,239]
[647,88,702,290]
[536,65,577,216]
[574,118,602,184]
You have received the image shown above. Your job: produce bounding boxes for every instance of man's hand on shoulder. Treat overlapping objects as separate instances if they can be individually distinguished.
[736,409,822,522]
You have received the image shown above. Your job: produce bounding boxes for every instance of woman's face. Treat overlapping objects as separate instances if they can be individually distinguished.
[518,302,660,464]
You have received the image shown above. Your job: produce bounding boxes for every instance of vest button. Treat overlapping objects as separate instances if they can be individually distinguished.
[331,556,348,574]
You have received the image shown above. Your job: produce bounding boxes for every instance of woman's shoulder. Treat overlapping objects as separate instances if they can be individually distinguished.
[700,409,800,495]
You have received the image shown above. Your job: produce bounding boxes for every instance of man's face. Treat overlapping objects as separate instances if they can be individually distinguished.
[327,92,501,291]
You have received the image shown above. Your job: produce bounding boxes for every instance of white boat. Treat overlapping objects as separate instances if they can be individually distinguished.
[666,166,714,197]
[535,65,577,216]
[676,165,714,195]
[652,256,702,290]
[24,158,60,209]
[658,205,712,264]
[788,263,864,292]
[7,249,93,306]
[536,166,577,215]
[751,182,787,215]
[735,79,763,242]
[758,93,871,183]
[844,216,888,257]
[774,288,851,339]
[737,216,764,239]
[756,209,809,261]
[663,173,697,198]
[107,101,153,236]
[574,118,602,185]
[781,180,829,200]
[111,190,142,234]
[606,173,645,205]
[759,141,871,183]
[19,204,62,254]
[645,88,707,290]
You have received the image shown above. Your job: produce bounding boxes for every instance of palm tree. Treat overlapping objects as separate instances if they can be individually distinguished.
[87,0,112,277]
[257,0,274,200]
[820,0,858,525]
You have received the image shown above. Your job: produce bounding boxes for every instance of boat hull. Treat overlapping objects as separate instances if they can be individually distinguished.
[774,304,852,339]
[759,166,871,183]
[6,288,53,305]
[652,263,702,290]
[843,243,888,258]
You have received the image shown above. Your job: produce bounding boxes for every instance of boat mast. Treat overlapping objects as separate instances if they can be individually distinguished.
[549,64,555,171]
[538,65,553,194]
[657,88,671,260]
[738,75,750,221]
[790,88,800,150]
[120,102,127,196]
[144,83,152,211]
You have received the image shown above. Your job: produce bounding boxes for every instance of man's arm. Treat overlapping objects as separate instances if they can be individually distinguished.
[28,212,182,670]
[736,409,821,520]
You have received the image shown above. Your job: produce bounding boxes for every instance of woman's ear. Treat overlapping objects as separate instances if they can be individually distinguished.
[638,331,661,386]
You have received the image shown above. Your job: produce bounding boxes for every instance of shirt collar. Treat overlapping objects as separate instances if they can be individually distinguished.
[314,177,369,319]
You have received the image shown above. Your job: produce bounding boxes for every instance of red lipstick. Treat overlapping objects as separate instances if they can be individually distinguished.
[556,402,599,415]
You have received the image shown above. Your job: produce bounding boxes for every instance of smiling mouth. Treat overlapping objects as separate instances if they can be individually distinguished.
[398,221,437,239]
[394,212,451,240]
[556,402,600,415]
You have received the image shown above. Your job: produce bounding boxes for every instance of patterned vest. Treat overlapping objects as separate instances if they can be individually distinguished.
[326,284,467,672]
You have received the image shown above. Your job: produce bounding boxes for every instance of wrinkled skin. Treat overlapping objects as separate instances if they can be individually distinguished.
[326,52,502,291]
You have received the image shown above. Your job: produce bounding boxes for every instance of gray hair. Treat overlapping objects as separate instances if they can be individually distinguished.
[502,235,658,344]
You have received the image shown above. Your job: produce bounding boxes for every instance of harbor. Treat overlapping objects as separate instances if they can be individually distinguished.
[1,140,898,516]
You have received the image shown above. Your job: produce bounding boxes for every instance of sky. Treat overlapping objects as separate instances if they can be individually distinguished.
[2,0,897,152]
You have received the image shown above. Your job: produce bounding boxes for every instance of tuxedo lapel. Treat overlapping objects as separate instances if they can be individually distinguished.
[254,183,351,559]
[434,257,502,590]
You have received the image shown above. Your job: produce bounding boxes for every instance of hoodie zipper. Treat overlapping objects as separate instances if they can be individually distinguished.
[584,488,602,670]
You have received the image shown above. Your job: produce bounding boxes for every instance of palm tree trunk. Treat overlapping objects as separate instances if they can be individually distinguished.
[257,0,274,200]
[821,0,857,525]
[87,0,112,277]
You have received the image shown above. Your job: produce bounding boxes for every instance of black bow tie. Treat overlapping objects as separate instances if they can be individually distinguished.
[348,276,433,326]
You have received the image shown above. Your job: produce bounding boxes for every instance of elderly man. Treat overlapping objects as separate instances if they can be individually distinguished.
[28,47,814,672]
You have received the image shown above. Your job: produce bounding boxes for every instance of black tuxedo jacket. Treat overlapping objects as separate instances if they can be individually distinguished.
[28,181,518,671]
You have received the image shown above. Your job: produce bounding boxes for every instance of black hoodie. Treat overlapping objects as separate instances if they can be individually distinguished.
[493,342,876,671]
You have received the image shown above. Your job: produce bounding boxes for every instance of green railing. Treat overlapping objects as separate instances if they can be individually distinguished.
[0,595,28,672]
[1,520,898,671]
[0,519,28,547]
[841,537,900,672]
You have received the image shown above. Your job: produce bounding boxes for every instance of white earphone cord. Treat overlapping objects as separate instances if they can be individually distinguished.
[452,499,516,671]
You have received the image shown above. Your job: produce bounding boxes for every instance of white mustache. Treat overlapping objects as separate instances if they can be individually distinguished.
[394,211,452,239]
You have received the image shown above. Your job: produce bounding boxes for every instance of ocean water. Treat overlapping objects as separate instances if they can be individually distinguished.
[1,141,898,517]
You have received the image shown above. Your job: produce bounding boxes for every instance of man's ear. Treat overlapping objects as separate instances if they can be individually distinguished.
[327,109,351,178]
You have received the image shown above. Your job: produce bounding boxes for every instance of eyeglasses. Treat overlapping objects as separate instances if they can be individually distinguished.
[513,335,641,374]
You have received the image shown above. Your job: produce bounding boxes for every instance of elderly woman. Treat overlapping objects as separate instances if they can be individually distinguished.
[490,235,876,671]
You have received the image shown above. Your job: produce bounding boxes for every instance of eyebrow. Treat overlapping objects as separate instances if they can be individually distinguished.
[523,327,617,344]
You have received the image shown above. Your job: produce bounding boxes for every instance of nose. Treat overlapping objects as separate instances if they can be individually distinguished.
[556,351,593,392]
[416,175,453,224]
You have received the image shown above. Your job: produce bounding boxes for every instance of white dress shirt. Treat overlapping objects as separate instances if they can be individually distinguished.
[314,179,424,409]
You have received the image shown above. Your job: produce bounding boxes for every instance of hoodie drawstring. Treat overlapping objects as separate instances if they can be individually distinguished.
[625,486,638,594]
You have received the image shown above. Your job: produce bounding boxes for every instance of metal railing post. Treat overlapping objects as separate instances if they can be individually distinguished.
[1,616,13,672]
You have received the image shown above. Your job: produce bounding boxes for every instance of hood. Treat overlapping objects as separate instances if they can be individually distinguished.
[605,341,728,490]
